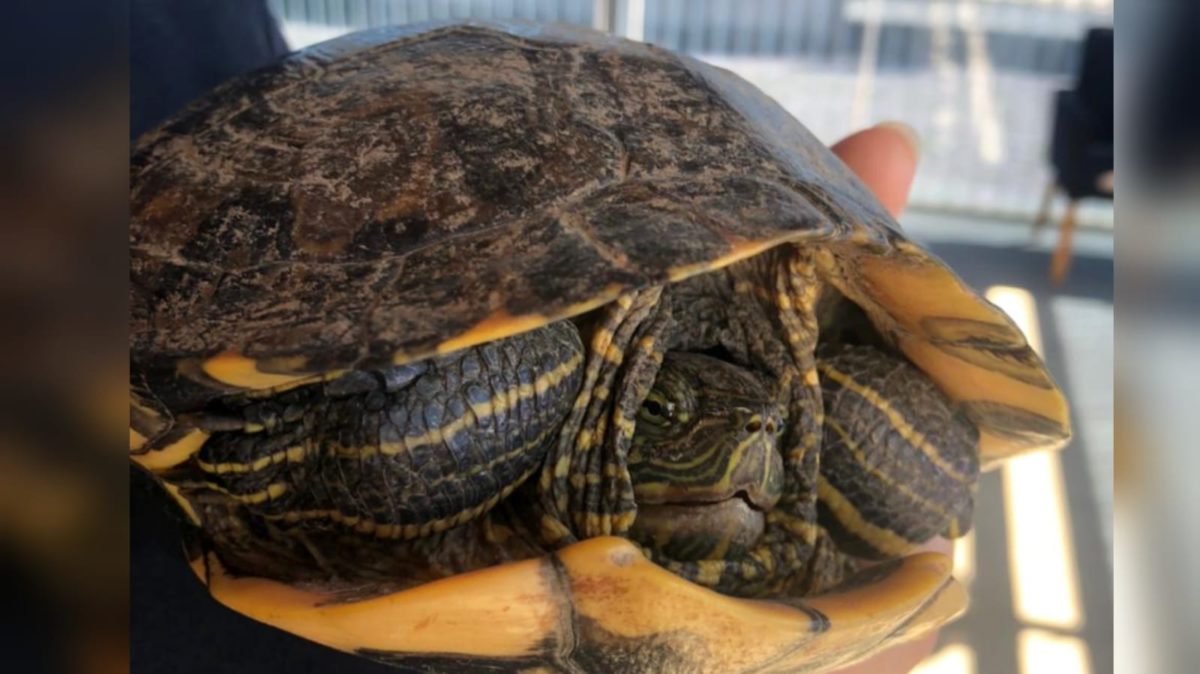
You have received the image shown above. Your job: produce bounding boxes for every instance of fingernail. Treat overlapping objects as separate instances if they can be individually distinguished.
[874,121,921,158]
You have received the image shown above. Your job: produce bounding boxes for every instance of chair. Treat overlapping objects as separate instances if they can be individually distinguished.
[1033,27,1113,285]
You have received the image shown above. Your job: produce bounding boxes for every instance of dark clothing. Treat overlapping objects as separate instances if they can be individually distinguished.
[130,0,288,139]
[1133,2,1200,185]
[131,4,389,673]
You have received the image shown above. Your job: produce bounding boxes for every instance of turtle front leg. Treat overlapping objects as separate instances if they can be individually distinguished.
[538,286,670,544]
[170,322,586,586]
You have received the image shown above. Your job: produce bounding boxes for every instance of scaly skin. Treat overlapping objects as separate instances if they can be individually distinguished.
[168,280,976,599]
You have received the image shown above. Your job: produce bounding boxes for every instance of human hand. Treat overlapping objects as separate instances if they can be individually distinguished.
[832,121,921,218]
[826,122,950,674]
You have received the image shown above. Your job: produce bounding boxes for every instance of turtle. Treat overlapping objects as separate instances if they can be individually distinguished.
[129,20,1070,674]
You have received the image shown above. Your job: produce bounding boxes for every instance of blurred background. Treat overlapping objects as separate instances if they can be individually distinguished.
[263,2,1116,673]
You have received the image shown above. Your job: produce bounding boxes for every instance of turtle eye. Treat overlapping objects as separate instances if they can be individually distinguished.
[639,391,676,426]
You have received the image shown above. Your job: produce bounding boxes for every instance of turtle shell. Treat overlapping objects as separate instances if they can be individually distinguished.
[130,20,1068,672]
[194,536,964,674]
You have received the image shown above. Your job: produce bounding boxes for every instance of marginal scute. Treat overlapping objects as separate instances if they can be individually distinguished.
[130,427,209,472]
[920,316,1028,347]
[129,427,147,452]
[799,553,963,671]
[818,243,1071,467]
[435,310,553,357]
[200,352,317,389]
[667,237,784,283]
[192,549,561,659]
[920,316,1055,389]
[129,390,171,450]
[960,401,1072,448]
[193,536,962,673]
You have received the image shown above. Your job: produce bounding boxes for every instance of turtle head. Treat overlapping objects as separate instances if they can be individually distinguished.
[628,352,786,562]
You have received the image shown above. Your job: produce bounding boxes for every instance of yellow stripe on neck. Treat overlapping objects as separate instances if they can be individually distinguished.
[334,351,582,461]
[816,474,917,557]
[824,418,952,522]
[818,363,973,484]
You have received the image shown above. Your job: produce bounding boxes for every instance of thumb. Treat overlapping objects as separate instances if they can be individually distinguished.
[831,122,920,218]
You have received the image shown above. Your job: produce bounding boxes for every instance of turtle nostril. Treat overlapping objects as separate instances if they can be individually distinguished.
[765,421,777,434]
[745,420,763,434]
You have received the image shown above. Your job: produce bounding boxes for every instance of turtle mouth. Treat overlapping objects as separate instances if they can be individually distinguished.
[630,496,767,562]
[644,489,773,513]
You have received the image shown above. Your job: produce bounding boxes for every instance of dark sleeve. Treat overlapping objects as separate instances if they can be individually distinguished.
[129,5,395,672]
[130,0,290,139]
[1133,3,1200,184]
